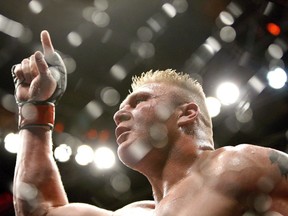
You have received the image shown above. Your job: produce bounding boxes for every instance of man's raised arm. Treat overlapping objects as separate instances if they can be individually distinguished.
[12,31,112,216]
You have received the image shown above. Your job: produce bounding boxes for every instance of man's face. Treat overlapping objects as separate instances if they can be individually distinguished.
[113,83,179,168]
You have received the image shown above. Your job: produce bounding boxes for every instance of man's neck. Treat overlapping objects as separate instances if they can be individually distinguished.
[139,137,206,204]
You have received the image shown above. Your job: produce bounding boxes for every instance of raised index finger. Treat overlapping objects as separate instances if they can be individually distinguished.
[41,30,55,56]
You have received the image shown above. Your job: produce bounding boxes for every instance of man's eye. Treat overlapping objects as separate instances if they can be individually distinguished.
[135,98,145,105]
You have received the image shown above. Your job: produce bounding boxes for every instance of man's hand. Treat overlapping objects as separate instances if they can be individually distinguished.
[12,30,67,104]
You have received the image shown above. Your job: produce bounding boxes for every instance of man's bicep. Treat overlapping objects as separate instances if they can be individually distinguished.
[47,203,113,216]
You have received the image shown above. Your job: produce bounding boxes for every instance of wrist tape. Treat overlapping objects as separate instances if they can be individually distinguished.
[18,102,55,130]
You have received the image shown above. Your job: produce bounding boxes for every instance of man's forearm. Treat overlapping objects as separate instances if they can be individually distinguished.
[13,128,68,216]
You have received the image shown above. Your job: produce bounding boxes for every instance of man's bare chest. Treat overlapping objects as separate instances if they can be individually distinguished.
[153,178,244,216]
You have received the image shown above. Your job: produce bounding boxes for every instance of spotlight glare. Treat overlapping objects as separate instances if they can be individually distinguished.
[75,145,94,166]
[85,100,103,119]
[220,26,236,43]
[205,37,221,53]
[172,0,188,13]
[162,3,177,18]
[110,64,127,80]
[100,87,120,106]
[94,146,115,169]
[28,0,43,14]
[216,82,240,105]
[67,31,82,47]
[206,97,221,118]
[54,144,72,162]
[267,67,287,89]
[219,11,234,26]
[4,133,20,154]
[266,22,281,36]
[268,44,283,59]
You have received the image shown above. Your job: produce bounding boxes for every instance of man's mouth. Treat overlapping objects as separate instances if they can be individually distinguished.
[115,126,131,144]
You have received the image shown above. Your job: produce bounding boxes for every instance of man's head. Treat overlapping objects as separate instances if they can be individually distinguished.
[114,69,214,167]
[130,69,214,150]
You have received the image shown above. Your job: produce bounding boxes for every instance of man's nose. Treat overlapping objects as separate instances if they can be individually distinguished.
[113,109,132,125]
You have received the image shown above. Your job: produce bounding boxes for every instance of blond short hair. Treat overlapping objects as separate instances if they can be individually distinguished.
[131,69,214,148]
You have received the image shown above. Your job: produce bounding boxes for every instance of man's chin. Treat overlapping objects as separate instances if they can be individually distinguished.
[117,139,152,168]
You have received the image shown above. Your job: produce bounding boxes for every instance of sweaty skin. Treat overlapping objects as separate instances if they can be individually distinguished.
[12,31,288,216]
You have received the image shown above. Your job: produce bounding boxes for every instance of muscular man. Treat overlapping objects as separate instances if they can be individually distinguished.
[12,30,288,216]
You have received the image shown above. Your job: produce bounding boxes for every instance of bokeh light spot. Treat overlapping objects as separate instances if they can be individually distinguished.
[94,146,115,169]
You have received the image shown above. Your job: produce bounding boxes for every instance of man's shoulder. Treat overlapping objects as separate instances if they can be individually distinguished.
[200,144,288,189]
[210,143,272,163]
[206,144,281,171]
[114,200,155,216]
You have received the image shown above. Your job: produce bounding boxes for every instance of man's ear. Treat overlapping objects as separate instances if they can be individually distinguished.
[177,102,199,127]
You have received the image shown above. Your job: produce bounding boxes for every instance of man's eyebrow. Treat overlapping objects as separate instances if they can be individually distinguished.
[119,91,153,109]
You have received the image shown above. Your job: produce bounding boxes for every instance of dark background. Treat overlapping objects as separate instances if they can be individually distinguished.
[0,0,287,215]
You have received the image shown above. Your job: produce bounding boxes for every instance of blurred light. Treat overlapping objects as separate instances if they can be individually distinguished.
[267,67,287,89]
[67,31,82,47]
[205,37,221,53]
[216,82,240,105]
[55,132,81,150]
[267,43,283,59]
[4,133,20,154]
[226,2,243,18]
[147,17,162,32]
[253,194,272,213]
[99,130,110,141]
[238,101,250,112]
[236,107,253,123]
[162,3,177,18]
[94,0,109,11]
[54,122,64,133]
[63,56,77,74]
[137,26,153,42]
[86,129,98,139]
[248,76,266,93]
[101,29,113,43]
[225,117,240,133]
[92,11,110,28]
[131,42,155,59]
[219,11,234,25]
[220,26,236,43]
[54,144,72,162]
[110,173,131,193]
[172,0,188,13]
[206,97,221,118]
[155,103,173,121]
[0,14,25,38]
[28,0,43,14]
[202,44,215,56]
[18,28,33,43]
[149,123,168,148]
[1,94,16,113]
[266,22,281,36]
[263,2,274,16]
[269,59,285,72]
[17,182,38,201]
[126,140,152,163]
[75,145,94,166]
[82,6,95,22]
[94,146,115,169]
[85,100,103,119]
[110,64,127,80]
[100,87,120,106]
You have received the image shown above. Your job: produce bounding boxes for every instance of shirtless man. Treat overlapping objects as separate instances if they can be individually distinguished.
[11,30,288,216]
